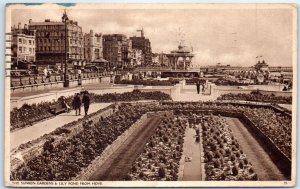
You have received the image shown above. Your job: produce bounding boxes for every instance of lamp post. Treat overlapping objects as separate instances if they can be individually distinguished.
[62,10,69,87]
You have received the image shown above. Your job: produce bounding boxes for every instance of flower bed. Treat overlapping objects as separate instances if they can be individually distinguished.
[10,102,291,181]
[10,104,148,181]
[200,115,258,180]
[10,90,171,132]
[162,102,292,159]
[116,79,178,86]
[185,78,206,85]
[217,91,292,104]
[128,114,187,181]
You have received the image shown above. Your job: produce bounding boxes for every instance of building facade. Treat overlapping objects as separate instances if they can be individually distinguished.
[28,12,84,68]
[11,23,36,69]
[84,29,103,63]
[152,53,159,66]
[103,34,132,69]
[158,53,169,67]
[129,36,152,66]
[132,48,143,66]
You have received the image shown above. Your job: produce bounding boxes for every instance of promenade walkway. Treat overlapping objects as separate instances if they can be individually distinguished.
[10,103,111,151]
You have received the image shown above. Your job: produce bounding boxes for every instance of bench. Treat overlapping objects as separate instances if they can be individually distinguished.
[49,103,67,115]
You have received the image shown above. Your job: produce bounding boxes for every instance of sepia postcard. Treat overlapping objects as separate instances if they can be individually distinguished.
[5,3,297,187]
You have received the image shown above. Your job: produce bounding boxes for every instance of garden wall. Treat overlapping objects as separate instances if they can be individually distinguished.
[10,76,112,94]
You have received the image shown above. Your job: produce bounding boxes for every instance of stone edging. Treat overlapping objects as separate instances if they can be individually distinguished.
[177,121,188,181]
[199,123,206,181]
[73,114,148,181]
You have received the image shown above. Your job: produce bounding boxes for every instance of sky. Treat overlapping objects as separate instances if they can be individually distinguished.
[9,4,296,67]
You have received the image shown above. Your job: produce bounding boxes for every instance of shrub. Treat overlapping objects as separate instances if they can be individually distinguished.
[232,166,239,176]
[158,167,166,178]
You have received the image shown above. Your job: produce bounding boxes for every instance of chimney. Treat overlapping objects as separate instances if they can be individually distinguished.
[29,19,32,24]
[18,22,21,29]
[90,29,93,35]
[24,24,28,29]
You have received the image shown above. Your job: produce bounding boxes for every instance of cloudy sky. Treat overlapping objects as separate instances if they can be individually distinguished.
[9,4,296,67]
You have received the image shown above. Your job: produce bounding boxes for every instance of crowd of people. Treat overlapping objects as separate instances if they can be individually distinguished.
[129,115,187,181]
[217,91,292,104]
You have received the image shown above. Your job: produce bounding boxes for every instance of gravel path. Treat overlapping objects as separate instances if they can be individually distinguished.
[224,117,287,180]
[88,116,161,181]
[180,126,202,181]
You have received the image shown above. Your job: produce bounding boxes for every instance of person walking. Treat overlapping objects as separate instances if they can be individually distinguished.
[82,91,90,116]
[73,93,81,116]
[196,81,200,94]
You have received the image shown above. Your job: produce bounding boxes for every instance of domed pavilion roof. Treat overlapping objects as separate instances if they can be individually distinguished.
[170,44,192,54]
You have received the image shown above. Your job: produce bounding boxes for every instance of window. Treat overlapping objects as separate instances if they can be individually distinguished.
[19,47,22,53]
[29,40,31,45]
[18,38,22,44]
[29,48,32,53]
[95,49,100,59]
[23,47,26,52]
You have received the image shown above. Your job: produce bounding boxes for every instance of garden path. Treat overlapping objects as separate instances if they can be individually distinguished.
[10,103,111,151]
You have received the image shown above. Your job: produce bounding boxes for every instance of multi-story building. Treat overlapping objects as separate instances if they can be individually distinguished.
[130,33,152,66]
[132,48,143,66]
[11,23,36,69]
[28,11,84,68]
[158,52,169,67]
[152,53,159,66]
[151,52,169,67]
[103,34,132,69]
[84,29,103,63]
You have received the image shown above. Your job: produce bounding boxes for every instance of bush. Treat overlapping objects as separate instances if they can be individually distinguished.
[158,167,166,178]
[232,166,239,176]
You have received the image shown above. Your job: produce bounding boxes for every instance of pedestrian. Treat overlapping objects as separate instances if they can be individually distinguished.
[61,96,70,112]
[82,91,90,116]
[72,93,81,116]
[196,81,200,94]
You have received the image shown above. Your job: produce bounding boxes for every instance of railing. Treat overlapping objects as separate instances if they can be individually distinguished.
[10,71,113,87]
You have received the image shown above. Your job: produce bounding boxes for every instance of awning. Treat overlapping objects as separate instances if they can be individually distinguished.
[92,58,108,63]
[19,60,32,64]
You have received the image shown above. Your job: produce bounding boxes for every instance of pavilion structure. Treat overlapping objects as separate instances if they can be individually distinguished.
[166,45,194,70]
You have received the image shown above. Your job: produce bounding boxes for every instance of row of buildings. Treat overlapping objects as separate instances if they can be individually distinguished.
[10,11,161,72]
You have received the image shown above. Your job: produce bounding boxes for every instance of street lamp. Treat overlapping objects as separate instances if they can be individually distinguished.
[62,10,69,87]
